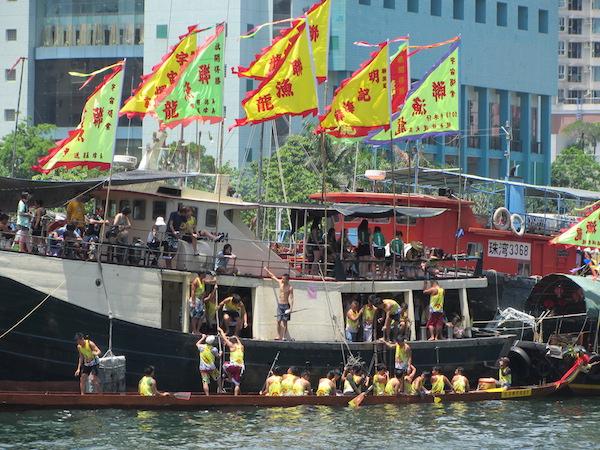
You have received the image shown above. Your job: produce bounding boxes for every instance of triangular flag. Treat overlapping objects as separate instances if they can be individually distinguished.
[317,43,390,138]
[551,208,600,248]
[231,23,318,129]
[366,41,460,145]
[152,24,225,129]
[33,62,125,174]
[119,26,199,118]
[237,0,330,83]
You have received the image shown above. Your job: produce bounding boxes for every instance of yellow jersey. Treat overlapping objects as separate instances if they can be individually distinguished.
[281,375,297,396]
[316,379,332,396]
[430,288,445,313]
[230,344,244,366]
[267,376,282,396]
[138,376,154,396]
[384,379,399,395]
[453,376,467,394]
[373,374,387,396]
[430,375,445,395]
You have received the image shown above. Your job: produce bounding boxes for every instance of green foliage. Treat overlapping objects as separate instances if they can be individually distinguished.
[0,123,56,178]
[562,120,600,150]
[551,145,600,191]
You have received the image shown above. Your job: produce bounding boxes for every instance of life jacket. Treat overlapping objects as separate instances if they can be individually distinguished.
[78,340,95,363]
[373,373,387,395]
[430,375,445,394]
[430,288,445,313]
[268,376,282,396]
[499,367,512,387]
[200,345,216,367]
[230,344,244,366]
[138,376,154,396]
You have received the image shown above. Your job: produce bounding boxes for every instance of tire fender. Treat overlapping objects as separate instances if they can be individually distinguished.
[508,346,531,379]
[493,207,510,230]
[510,213,526,237]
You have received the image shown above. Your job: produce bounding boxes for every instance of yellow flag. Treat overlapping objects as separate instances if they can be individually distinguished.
[232,23,318,128]
[317,43,390,138]
[237,0,330,82]
[120,26,198,117]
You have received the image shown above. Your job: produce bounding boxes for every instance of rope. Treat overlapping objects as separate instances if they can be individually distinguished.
[214,284,224,392]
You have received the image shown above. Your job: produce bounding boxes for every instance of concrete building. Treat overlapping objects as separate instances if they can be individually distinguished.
[0,0,556,183]
[553,0,600,160]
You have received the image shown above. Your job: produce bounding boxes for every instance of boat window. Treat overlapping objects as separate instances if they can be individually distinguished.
[370,217,390,224]
[152,201,166,219]
[467,242,483,257]
[206,209,217,228]
[119,199,130,212]
[108,200,117,217]
[132,200,146,220]
[224,209,233,221]
[395,214,417,226]
[517,263,530,277]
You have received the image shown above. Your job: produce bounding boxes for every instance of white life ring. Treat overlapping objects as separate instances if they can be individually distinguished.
[510,213,526,237]
[492,207,510,230]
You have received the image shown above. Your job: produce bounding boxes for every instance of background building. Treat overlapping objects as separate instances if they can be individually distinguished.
[0,0,557,184]
[553,0,600,160]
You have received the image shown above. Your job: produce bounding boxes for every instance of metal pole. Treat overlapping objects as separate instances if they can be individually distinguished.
[11,58,25,177]
[257,122,265,238]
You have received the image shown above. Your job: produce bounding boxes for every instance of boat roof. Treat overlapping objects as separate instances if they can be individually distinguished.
[386,167,600,202]
[527,273,600,316]
[262,202,447,218]
[308,191,472,208]
[0,170,195,210]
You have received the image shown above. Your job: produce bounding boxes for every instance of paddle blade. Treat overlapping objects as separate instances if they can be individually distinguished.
[433,396,442,403]
[173,392,192,400]
[348,392,365,408]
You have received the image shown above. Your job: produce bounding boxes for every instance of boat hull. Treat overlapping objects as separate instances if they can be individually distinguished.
[0,275,515,392]
[0,384,560,410]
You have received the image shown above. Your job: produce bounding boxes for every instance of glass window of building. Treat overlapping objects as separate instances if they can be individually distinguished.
[558,41,565,56]
[593,66,600,82]
[330,35,339,50]
[467,87,480,148]
[530,95,539,153]
[594,0,600,9]
[567,66,582,82]
[510,93,521,152]
[489,159,501,179]
[4,109,15,121]
[430,0,441,16]
[558,89,565,102]
[156,24,168,39]
[467,157,479,175]
[489,90,501,150]
[475,0,486,24]
[568,42,582,59]
[358,0,371,5]
[517,6,528,31]
[444,155,458,167]
[407,0,418,13]
[568,90,583,102]
[594,42,600,57]
[568,0,583,11]
[558,65,565,80]
[6,29,17,41]
[497,2,507,27]
[384,0,395,9]
[592,90,600,101]
[273,0,291,35]
[538,9,548,34]
[559,17,565,32]
[568,18,583,35]
[453,0,464,20]
[4,69,16,81]
[593,18,600,33]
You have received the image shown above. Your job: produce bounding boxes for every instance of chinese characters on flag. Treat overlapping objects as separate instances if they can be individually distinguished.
[317,43,390,138]
[33,62,125,173]
[551,208,600,249]
[236,0,330,83]
[390,42,410,112]
[232,23,318,128]
[366,43,460,145]
[152,24,225,129]
[119,26,199,118]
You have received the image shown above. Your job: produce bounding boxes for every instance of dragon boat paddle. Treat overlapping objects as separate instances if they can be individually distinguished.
[348,385,374,408]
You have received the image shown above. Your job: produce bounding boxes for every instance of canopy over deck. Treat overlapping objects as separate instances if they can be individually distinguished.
[526,273,600,317]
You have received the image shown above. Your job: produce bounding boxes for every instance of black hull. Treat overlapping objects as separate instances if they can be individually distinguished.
[0,276,515,392]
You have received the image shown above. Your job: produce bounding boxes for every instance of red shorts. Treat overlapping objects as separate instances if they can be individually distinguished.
[223,362,243,386]
[427,312,445,329]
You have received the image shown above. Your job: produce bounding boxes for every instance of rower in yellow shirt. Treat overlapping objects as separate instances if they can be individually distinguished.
[430,366,454,395]
[138,366,169,397]
[384,369,405,395]
[316,370,340,396]
[281,367,300,396]
[292,371,313,396]
[451,367,470,394]
[372,364,389,395]
[262,366,284,396]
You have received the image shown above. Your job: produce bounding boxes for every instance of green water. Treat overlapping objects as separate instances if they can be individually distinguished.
[0,398,598,449]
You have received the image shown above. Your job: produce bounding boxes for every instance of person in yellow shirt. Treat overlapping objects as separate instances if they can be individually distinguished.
[345,299,362,342]
[217,327,245,395]
[424,280,445,341]
[281,366,300,396]
[451,367,470,394]
[316,370,340,396]
[262,366,284,396]
[430,366,453,395]
[372,364,389,395]
[196,334,222,396]
[371,295,402,340]
[362,296,377,342]
[66,195,86,231]
[138,366,169,396]
[218,294,248,337]
[384,369,405,395]
[292,370,312,396]
[74,332,101,395]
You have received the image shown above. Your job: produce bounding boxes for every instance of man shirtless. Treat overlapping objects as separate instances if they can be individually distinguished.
[264,267,294,340]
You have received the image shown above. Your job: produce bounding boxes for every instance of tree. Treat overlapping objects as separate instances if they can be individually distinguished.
[0,123,56,178]
[551,145,600,191]
[562,120,600,151]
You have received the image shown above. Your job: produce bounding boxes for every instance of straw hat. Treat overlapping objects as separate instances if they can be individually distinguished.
[410,241,424,251]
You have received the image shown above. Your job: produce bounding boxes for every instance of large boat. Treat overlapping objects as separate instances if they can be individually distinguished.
[0,172,515,393]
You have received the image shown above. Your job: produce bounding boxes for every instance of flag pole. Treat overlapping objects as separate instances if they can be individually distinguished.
[385,40,397,279]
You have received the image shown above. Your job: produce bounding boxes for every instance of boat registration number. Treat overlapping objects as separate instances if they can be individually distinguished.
[487,240,531,261]
[500,388,532,399]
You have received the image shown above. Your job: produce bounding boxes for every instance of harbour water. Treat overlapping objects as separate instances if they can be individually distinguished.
[0,398,598,449]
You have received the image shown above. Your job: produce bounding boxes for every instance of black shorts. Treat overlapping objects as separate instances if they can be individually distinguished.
[374,248,385,259]
[81,364,99,376]
[182,235,193,244]
[224,310,239,319]
[357,244,370,257]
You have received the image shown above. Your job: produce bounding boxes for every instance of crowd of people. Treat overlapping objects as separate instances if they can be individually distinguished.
[344,281,466,343]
